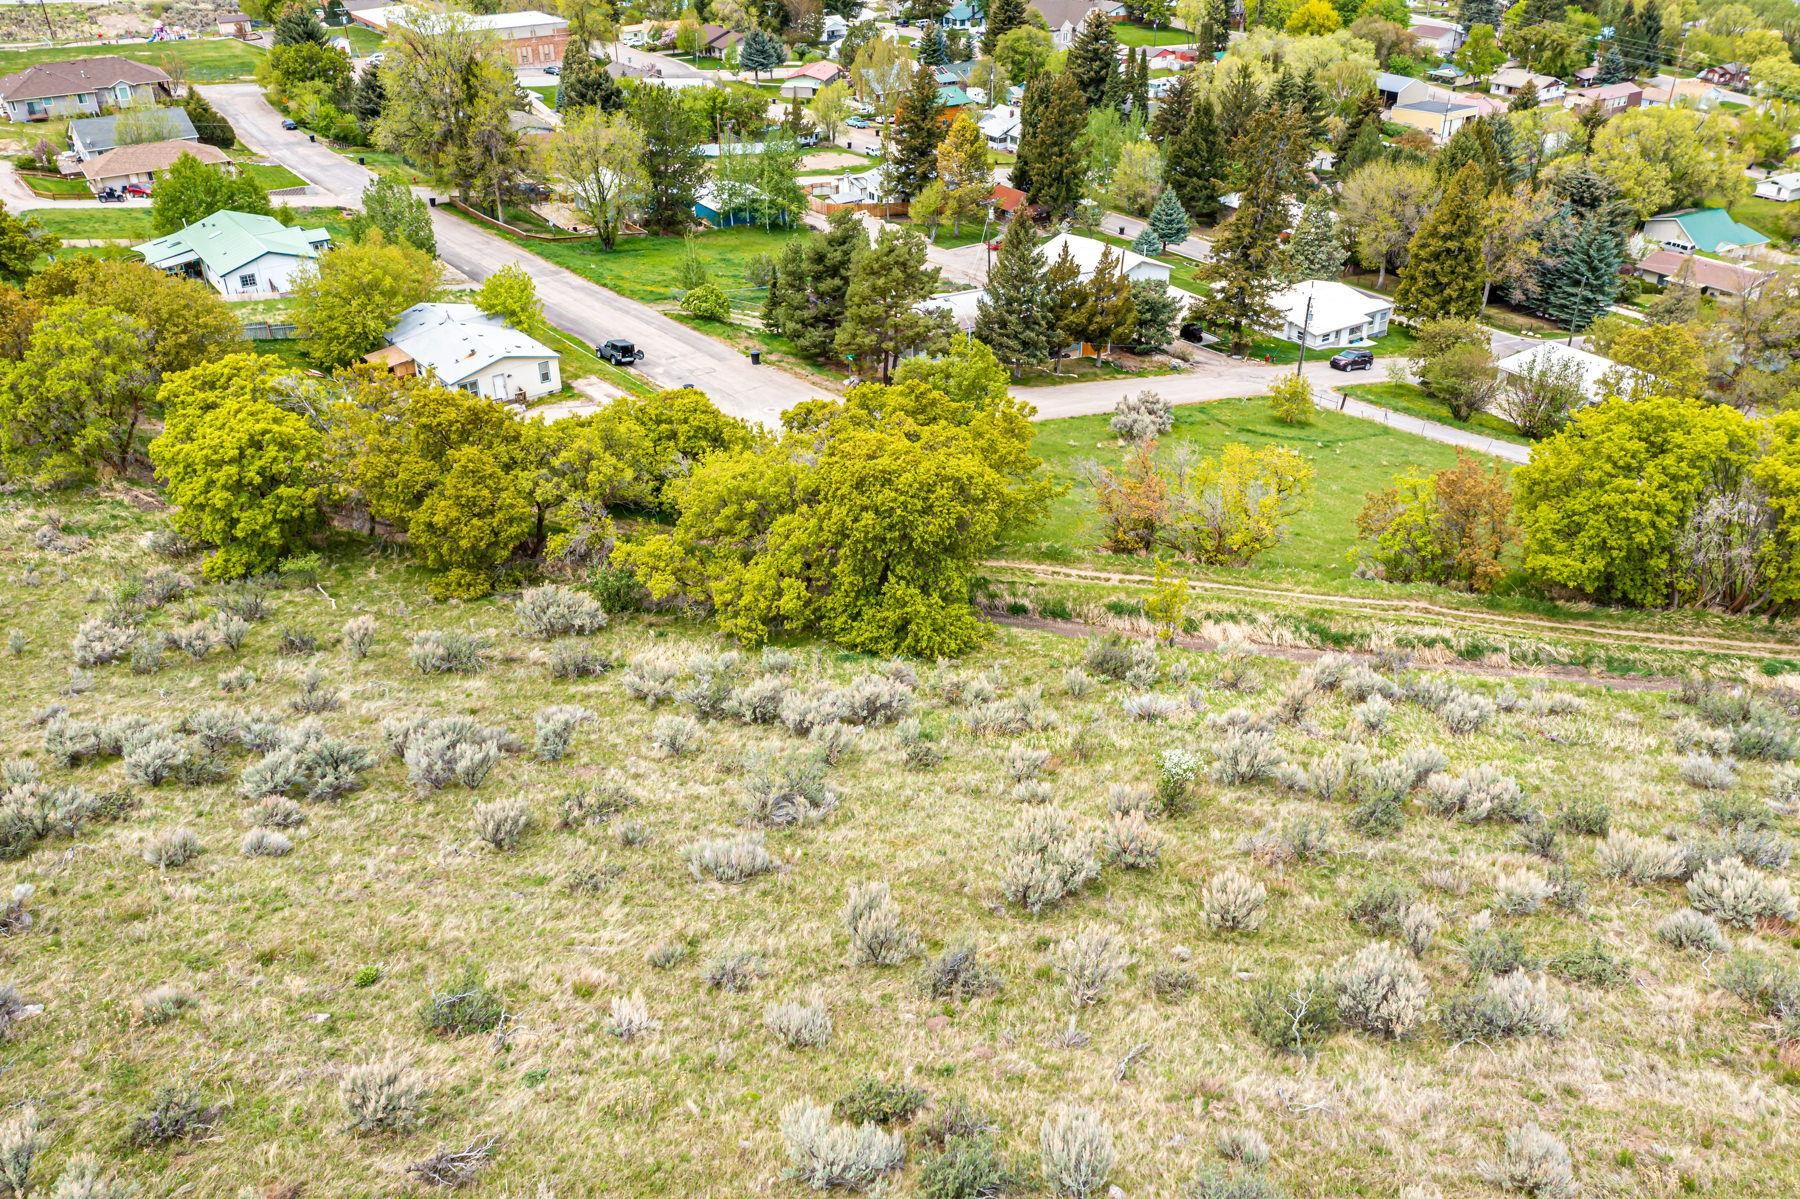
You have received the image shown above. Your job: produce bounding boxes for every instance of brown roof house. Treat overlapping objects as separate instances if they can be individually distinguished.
[1632,250,1772,297]
[80,140,228,193]
[0,56,173,122]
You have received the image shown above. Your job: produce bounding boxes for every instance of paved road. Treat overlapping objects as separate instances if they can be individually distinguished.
[201,83,823,426]
[1105,209,1212,261]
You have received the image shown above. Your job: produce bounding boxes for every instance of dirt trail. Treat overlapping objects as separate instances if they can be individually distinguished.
[984,559,1800,661]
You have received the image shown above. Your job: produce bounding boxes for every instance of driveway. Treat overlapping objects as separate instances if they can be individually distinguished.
[200,82,825,426]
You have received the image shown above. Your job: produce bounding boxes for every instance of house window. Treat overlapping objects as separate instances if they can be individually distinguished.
[461,381,480,394]
[538,361,551,383]
[237,273,258,290]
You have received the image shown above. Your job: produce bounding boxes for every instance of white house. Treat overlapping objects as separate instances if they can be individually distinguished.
[978,103,1021,151]
[1488,67,1565,104]
[809,167,891,209]
[1040,231,1170,285]
[1407,19,1465,58]
[373,303,562,402]
[1754,172,1800,202]
[132,209,331,297]
[1264,280,1392,350]
[1496,341,1640,405]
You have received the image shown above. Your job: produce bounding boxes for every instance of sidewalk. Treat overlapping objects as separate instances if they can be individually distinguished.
[1319,387,1531,464]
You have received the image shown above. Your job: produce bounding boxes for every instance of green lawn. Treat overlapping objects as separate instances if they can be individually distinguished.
[245,163,308,190]
[999,396,1499,580]
[0,37,264,81]
[525,318,656,398]
[1240,326,1417,366]
[1339,380,1531,446]
[1113,21,1192,46]
[525,85,558,109]
[1729,196,1800,246]
[23,206,158,240]
[16,172,91,196]
[486,224,803,306]
[338,24,387,55]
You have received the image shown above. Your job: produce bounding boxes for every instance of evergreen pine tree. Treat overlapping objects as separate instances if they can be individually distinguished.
[1508,79,1539,111]
[835,226,950,382]
[559,50,627,113]
[183,88,236,149]
[916,23,948,66]
[1073,248,1137,360]
[946,27,971,62]
[1532,213,1625,331]
[1595,44,1628,85]
[741,29,786,78]
[1132,225,1164,255]
[1212,61,1263,145]
[1631,2,1663,71]
[1394,162,1491,321]
[1132,48,1151,118]
[766,209,868,359]
[1458,0,1502,29]
[974,215,1055,373]
[1148,187,1190,245]
[1044,242,1084,371]
[1067,10,1121,107]
[1279,192,1346,283]
[888,63,946,200]
[1191,104,1312,352]
[1202,0,1230,52]
[1339,116,1385,175]
[1148,71,1193,144]
[1014,71,1087,219]
[1009,73,1048,197]
[1437,118,1504,190]
[274,7,326,45]
[982,0,1027,54]
[1163,91,1222,220]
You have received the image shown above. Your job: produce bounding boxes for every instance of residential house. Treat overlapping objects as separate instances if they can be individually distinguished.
[68,108,198,160]
[369,303,561,403]
[1375,71,1432,110]
[695,180,788,227]
[1632,250,1772,296]
[0,56,173,122]
[821,14,848,40]
[1146,47,1196,72]
[1031,0,1126,50]
[508,108,556,137]
[1427,63,1470,86]
[132,209,331,298]
[936,83,973,110]
[1563,81,1641,113]
[1263,280,1392,350]
[780,59,846,98]
[990,182,1030,220]
[1407,20,1465,58]
[216,11,253,37]
[1488,67,1565,104]
[1496,342,1639,405]
[1698,62,1749,88]
[1641,74,1724,108]
[916,286,986,333]
[1571,65,1599,85]
[979,103,1021,151]
[809,167,902,215]
[80,139,228,192]
[1642,208,1770,257]
[605,59,657,80]
[1753,172,1800,202]
[699,23,744,53]
[942,2,980,29]
[1388,96,1483,144]
[1039,231,1170,285]
[350,6,569,67]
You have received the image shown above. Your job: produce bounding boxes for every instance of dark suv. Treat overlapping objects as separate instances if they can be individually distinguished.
[1328,348,1374,371]
[596,339,644,365]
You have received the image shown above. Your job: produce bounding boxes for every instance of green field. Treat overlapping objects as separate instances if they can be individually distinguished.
[244,163,308,191]
[1001,396,1498,579]
[16,172,91,196]
[339,24,387,55]
[1340,381,1531,446]
[23,205,353,244]
[1113,20,1193,46]
[0,37,264,81]
[1729,195,1800,246]
[525,84,558,109]
[479,223,802,307]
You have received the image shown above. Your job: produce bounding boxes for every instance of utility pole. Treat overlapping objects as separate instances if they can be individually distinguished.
[1293,289,1313,377]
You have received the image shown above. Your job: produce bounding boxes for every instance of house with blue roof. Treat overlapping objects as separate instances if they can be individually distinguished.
[942,2,979,28]
[1642,208,1770,257]
[132,209,332,298]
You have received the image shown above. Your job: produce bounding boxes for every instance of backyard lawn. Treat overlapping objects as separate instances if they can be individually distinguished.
[1113,21,1192,46]
[340,24,387,55]
[490,224,803,308]
[0,37,264,80]
[998,396,1501,580]
[23,206,159,240]
[1729,195,1800,246]
[16,172,91,197]
[525,85,557,109]
[1339,380,1531,446]
[244,163,308,190]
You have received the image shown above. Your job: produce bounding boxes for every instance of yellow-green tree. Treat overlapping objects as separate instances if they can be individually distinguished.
[1165,443,1315,565]
[291,234,441,368]
[935,111,992,237]
[1267,373,1313,425]
[1285,0,1341,34]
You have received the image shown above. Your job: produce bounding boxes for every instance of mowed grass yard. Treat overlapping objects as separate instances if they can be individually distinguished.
[1341,380,1531,446]
[24,205,353,244]
[483,223,803,313]
[0,37,264,80]
[3,493,1798,1197]
[1001,397,1500,580]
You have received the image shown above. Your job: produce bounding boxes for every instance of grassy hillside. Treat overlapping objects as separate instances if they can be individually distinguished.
[0,38,264,81]
[2,494,1798,1197]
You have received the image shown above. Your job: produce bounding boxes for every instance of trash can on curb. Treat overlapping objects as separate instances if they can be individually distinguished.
[749,350,762,365]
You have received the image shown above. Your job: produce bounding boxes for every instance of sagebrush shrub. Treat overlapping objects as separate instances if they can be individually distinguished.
[810,721,863,765]
[744,754,839,827]
[1336,942,1428,1039]
[1202,870,1268,932]
[702,949,765,992]
[1442,972,1568,1042]
[71,618,135,667]
[471,798,530,851]
[138,984,192,1026]
[1038,1105,1113,1199]
[1595,830,1684,884]
[1213,726,1286,785]
[834,1079,929,1127]
[686,832,775,883]
[919,944,1002,1000]
[779,1100,904,1190]
[1422,767,1533,824]
[123,736,188,787]
[516,584,608,639]
[1052,925,1130,1007]
[533,704,593,762]
[1121,693,1181,723]
[1462,927,1536,979]
[1656,908,1730,954]
[1215,1127,1270,1169]
[44,1152,134,1199]
[1110,388,1173,443]
[650,713,704,758]
[765,991,832,1048]
[342,1058,430,1133]
[0,1105,44,1195]
[240,828,293,858]
[127,1085,213,1147]
[1483,1124,1575,1199]
[140,827,201,869]
[1493,868,1555,916]
[548,638,610,679]
[342,615,377,659]
[843,882,916,966]
[607,991,660,1041]
[1686,857,1798,927]
[392,718,510,793]
[727,675,790,724]
[289,667,341,714]
[1679,753,1738,791]
[1000,807,1101,914]
[420,967,505,1036]
[1104,810,1162,869]
[408,630,489,674]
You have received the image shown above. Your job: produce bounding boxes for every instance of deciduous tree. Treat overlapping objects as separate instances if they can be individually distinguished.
[150,153,271,234]
[549,106,648,249]
[1355,452,1514,591]
[291,235,441,368]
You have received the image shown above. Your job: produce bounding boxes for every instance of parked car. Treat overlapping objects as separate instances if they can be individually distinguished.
[796,130,820,147]
[366,52,385,65]
[281,118,299,130]
[1178,322,1207,344]
[543,64,561,75]
[846,115,871,128]
[96,186,125,203]
[123,182,150,197]
[596,339,644,365]
[1328,348,1375,371]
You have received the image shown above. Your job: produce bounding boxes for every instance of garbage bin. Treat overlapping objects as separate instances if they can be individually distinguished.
[749,349,762,365]
[308,134,316,143]
[358,156,366,165]
[428,196,437,207]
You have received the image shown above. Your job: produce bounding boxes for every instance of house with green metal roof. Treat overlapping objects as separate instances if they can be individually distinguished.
[1642,208,1770,256]
[936,83,972,109]
[132,210,332,298]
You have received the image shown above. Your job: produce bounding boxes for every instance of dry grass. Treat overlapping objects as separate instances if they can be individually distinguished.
[2,495,1798,1196]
